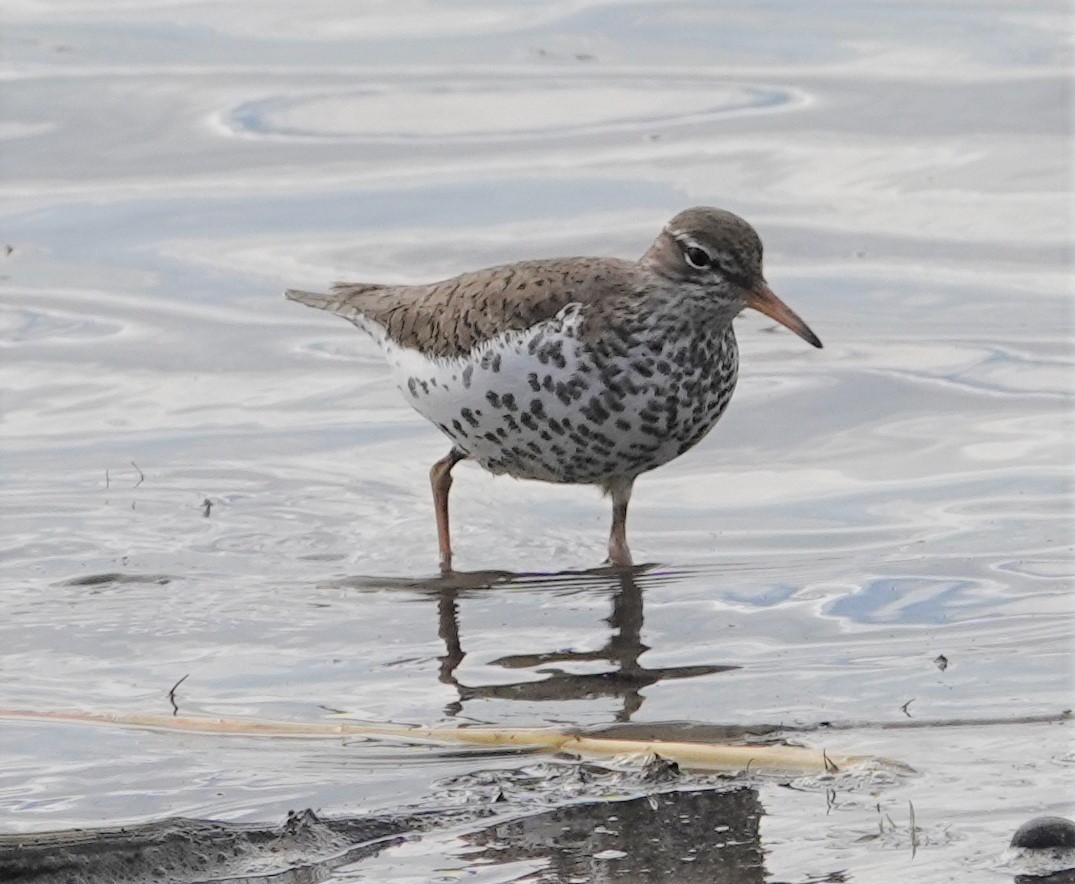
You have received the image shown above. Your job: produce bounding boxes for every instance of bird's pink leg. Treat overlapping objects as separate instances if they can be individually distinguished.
[606,476,635,568]
[430,448,466,573]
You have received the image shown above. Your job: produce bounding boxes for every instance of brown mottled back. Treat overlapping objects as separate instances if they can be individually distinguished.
[311,258,642,358]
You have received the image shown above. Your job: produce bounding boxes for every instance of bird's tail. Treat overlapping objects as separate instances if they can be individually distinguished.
[284,283,386,316]
[284,288,337,311]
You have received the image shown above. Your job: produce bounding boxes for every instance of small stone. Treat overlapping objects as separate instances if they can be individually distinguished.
[1011,816,1075,850]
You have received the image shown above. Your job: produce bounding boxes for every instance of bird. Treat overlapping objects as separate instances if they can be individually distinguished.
[285,206,822,573]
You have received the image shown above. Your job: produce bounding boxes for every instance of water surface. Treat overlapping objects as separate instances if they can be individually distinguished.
[1,1,1072,881]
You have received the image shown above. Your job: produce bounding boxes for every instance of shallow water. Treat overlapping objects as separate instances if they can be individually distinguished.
[1,1,1072,881]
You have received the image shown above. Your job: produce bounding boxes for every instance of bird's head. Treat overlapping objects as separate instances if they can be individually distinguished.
[643,206,822,349]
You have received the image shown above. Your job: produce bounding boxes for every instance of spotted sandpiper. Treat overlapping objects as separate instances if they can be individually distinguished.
[286,207,822,572]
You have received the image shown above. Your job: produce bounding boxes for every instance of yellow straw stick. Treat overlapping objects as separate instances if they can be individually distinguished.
[0,708,879,774]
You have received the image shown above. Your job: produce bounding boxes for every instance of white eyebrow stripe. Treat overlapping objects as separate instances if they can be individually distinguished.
[667,230,712,258]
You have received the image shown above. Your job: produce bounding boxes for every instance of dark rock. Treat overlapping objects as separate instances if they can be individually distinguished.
[1011,816,1075,850]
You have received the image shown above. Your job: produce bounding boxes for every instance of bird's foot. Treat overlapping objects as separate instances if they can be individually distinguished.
[606,542,634,569]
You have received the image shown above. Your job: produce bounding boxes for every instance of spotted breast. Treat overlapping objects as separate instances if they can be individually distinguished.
[372,298,739,484]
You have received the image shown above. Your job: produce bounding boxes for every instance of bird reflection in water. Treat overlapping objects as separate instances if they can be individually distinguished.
[409,565,737,720]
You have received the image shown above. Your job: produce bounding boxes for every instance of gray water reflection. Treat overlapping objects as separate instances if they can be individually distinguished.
[444,568,733,719]
[326,567,736,720]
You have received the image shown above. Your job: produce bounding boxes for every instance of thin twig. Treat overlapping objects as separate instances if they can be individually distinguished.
[823,747,840,773]
[167,674,189,716]
[105,468,111,489]
[131,461,145,488]
[909,800,918,859]
[202,498,212,518]
[900,699,915,717]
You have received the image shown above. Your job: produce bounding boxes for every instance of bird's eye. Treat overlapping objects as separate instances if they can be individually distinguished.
[684,246,711,269]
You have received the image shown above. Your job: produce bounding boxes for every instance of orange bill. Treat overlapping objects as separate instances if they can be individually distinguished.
[746,283,823,349]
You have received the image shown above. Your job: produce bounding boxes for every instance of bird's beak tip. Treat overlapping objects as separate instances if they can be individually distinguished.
[747,283,823,351]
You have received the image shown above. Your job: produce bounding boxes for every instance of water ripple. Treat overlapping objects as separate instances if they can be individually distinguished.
[224,78,805,144]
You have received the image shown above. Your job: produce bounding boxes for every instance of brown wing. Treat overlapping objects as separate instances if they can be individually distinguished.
[289,257,638,358]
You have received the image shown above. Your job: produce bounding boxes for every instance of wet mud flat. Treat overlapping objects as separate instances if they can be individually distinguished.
[0,786,764,884]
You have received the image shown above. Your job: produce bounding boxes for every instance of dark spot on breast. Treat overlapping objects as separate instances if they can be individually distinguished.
[486,391,501,408]
[615,418,631,432]
[548,340,566,369]
[527,373,540,392]
[601,389,626,412]
[462,365,473,388]
[581,397,610,424]
[460,408,480,428]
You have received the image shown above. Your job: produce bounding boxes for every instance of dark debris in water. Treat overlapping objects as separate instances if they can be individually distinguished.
[59,572,173,587]
[166,673,189,716]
